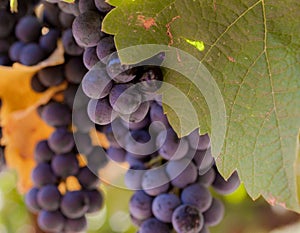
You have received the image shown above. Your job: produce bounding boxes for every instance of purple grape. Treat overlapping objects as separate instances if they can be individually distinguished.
[130,214,144,227]
[48,128,75,154]
[42,2,61,28]
[37,184,61,211]
[181,183,212,212]
[156,128,189,160]
[51,153,79,178]
[152,193,181,223]
[32,162,57,187]
[139,218,170,233]
[193,148,214,175]
[87,98,117,125]
[41,102,71,127]
[65,56,88,84]
[64,216,87,232]
[166,158,198,188]
[83,46,100,70]
[38,210,65,233]
[25,188,40,214]
[172,204,204,233]
[82,64,113,99]
[77,166,100,189]
[61,191,89,219]
[78,0,96,13]
[142,167,170,196]
[39,29,60,55]
[120,114,150,130]
[62,29,84,56]
[72,11,104,47]
[96,36,115,62]
[94,0,114,13]
[198,167,216,187]
[19,43,45,66]
[15,16,41,43]
[212,170,240,195]
[85,189,104,213]
[124,164,145,190]
[34,140,54,163]
[9,41,25,62]
[203,198,224,226]
[188,130,210,151]
[120,101,150,123]
[106,53,137,83]
[31,74,47,93]
[106,147,126,163]
[129,190,153,220]
[125,129,156,156]
[59,11,75,29]
[37,65,65,87]
[102,120,127,148]
[109,83,142,115]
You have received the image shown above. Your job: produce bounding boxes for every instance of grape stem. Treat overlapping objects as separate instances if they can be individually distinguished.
[10,0,17,13]
[145,156,164,168]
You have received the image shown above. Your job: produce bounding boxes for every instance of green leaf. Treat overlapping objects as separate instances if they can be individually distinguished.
[102,0,300,212]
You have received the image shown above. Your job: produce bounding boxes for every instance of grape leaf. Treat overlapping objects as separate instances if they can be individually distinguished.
[103,0,300,212]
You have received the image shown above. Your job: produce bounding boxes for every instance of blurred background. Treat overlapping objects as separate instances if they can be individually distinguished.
[0,168,300,233]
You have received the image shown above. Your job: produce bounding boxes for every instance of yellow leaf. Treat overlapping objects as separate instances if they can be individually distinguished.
[0,41,65,193]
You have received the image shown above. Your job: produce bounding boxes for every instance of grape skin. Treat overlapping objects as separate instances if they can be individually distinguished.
[37,184,61,211]
[72,11,104,48]
[77,166,100,189]
[212,171,240,195]
[51,153,79,178]
[139,218,170,233]
[61,191,90,219]
[172,204,204,233]
[82,64,113,99]
[166,158,198,188]
[203,198,225,227]
[25,187,41,214]
[142,167,170,196]
[87,98,117,125]
[129,190,153,220]
[181,183,212,212]
[48,127,75,154]
[34,140,54,163]
[38,210,65,233]
[152,193,181,223]
[32,162,57,187]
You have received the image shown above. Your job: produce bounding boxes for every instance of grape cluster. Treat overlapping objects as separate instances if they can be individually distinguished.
[20,1,109,232]
[0,0,64,66]
[98,103,240,233]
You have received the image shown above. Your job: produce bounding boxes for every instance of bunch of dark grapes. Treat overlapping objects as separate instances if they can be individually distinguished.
[0,0,63,66]
[22,1,109,232]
